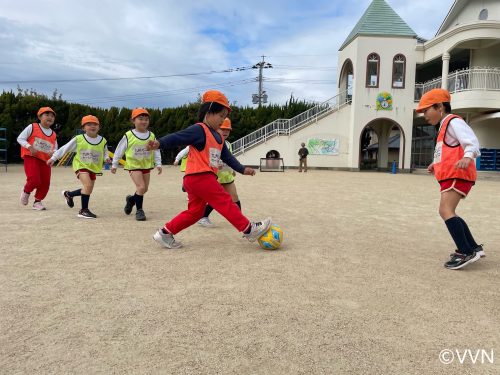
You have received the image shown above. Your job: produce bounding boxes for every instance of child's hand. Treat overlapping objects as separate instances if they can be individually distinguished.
[111,167,117,174]
[28,145,37,155]
[47,159,55,166]
[427,163,434,174]
[146,140,160,150]
[243,167,256,176]
[157,166,163,175]
[455,157,472,169]
[173,160,179,166]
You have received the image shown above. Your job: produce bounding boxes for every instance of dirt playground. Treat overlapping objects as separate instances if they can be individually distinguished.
[1,165,499,374]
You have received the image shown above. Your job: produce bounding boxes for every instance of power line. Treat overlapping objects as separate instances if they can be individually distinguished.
[70,79,257,105]
[0,66,255,85]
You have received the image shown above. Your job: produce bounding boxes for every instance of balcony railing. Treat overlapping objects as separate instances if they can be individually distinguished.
[231,90,350,155]
[415,67,500,101]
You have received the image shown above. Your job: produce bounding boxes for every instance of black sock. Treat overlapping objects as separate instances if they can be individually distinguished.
[445,216,473,255]
[81,194,90,210]
[203,204,214,218]
[235,200,241,211]
[68,189,81,197]
[457,217,478,249]
[134,193,143,210]
[244,224,251,234]
[34,199,41,203]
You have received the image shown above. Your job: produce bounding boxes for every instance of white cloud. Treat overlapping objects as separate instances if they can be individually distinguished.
[0,0,454,108]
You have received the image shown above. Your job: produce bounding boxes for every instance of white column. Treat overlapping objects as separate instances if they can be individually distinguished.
[441,52,450,89]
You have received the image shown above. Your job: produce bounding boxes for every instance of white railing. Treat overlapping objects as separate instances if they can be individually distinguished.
[415,67,500,101]
[232,90,350,155]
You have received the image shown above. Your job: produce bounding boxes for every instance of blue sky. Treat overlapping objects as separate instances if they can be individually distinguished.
[0,0,454,109]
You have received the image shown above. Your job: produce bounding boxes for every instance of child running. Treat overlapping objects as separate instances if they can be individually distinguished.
[416,88,483,270]
[17,107,58,210]
[111,108,162,221]
[146,90,271,249]
[48,115,110,219]
[197,118,241,227]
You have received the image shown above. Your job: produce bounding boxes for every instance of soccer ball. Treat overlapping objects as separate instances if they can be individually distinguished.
[258,224,283,250]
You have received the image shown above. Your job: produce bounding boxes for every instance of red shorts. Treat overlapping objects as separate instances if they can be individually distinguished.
[76,169,97,181]
[439,179,474,197]
[128,169,151,174]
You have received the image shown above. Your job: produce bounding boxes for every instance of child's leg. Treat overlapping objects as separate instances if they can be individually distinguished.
[129,171,150,210]
[78,172,95,209]
[223,182,239,202]
[439,190,474,254]
[164,192,207,234]
[186,174,249,232]
[458,217,478,249]
[23,156,41,194]
[34,159,52,201]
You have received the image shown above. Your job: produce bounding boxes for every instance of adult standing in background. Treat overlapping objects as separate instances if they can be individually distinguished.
[298,142,309,172]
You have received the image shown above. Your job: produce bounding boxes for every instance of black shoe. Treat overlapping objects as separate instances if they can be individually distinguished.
[78,208,97,219]
[62,190,74,208]
[124,195,135,215]
[444,252,480,270]
[135,209,146,221]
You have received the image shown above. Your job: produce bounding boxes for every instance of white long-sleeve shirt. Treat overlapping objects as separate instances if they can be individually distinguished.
[50,135,109,162]
[17,123,58,150]
[111,130,162,168]
[174,146,190,163]
[439,114,481,159]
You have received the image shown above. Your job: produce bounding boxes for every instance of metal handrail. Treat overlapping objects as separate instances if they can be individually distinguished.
[232,90,350,155]
[415,67,500,101]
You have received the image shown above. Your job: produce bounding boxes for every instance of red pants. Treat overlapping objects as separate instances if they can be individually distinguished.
[23,155,52,201]
[165,172,250,234]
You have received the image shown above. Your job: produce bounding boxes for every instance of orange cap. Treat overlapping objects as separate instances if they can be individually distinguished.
[37,107,56,117]
[416,88,451,113]
[131,108,150,120]
[81,115,100,126]
[202,90,231,112]
[220,118,232,130]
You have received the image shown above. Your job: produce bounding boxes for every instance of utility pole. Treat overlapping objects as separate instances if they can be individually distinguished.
[252,56,272,107]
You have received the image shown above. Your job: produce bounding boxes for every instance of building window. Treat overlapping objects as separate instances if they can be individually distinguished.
[366,53,380,88]
[392,54,406,88]
[479,9,488,20]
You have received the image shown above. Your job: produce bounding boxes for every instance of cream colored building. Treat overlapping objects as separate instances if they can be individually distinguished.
[232,0,500,172]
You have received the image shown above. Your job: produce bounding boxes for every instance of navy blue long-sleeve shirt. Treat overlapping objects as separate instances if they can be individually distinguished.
[158,123,246,174]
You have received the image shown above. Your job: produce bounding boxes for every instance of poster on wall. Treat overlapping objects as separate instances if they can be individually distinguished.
[307,138,340,155]
[376,92,393,110]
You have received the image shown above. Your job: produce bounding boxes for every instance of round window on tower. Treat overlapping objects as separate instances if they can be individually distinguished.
[479,9,488,20]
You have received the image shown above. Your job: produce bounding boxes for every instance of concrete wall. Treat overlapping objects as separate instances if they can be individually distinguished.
[472,118,500,148]
[471,42,500,66]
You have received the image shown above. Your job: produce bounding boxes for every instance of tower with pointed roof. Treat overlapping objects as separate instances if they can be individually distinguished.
[337,0,418,171]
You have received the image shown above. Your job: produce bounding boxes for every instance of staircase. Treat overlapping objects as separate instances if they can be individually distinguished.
[231,90,350,156]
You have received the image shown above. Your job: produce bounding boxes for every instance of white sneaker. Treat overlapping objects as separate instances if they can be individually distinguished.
[20,190,30,205]
[198,217,215,227]
[32,201,46,210]
[153,229,182,249]
[243,217,272,242]
[475,244,485,258]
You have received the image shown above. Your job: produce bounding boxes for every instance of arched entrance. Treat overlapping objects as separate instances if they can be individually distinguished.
[359,118,405,171]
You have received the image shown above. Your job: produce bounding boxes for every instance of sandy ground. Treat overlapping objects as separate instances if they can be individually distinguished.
[0,164,499,375]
